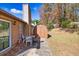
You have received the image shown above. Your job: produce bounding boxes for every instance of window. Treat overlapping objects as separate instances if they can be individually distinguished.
[0,20,11,51]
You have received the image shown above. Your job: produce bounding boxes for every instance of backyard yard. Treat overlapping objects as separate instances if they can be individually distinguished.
[47,28,79,56]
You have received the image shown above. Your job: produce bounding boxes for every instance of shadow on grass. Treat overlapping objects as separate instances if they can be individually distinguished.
[48,34,52,38]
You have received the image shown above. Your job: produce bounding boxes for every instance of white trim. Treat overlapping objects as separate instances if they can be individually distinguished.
[9,21,12,48]
[0,19,12,53]
[0,47,11,55]
[0,19,10,23]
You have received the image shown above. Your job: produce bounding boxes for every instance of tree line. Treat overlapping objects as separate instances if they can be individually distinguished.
[39,3,79,30]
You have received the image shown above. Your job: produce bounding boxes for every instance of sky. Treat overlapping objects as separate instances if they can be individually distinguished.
[30,3,43,20]
[0,3,43,20]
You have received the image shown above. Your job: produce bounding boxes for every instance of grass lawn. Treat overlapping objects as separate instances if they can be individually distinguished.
[47,28,79,56]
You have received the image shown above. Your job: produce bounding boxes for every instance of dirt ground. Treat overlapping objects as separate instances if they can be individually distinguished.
[47,28,79,56]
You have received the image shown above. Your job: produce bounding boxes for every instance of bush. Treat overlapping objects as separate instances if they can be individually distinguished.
[47,21,54,30]
[69,22,78,29]
[61,19,71,28]
[32,20,40,25]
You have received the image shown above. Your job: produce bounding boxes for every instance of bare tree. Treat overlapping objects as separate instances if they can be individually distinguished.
[40,3,79,28]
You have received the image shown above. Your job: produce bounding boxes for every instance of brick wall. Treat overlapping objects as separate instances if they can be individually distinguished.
[0,13,29,55]
[34,25,48,39]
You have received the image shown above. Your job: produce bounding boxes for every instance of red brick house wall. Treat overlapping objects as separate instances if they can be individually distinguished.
[0,9,29,55]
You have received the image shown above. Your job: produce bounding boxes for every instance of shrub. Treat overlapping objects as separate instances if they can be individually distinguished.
[61,19,71,28]
[69,22,78,29]
[47,21,54,30]
[32,20,40,25]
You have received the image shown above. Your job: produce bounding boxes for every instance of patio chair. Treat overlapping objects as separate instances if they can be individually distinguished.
[25,36,33,47]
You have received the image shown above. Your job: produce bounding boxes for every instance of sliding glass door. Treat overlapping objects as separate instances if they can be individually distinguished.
[0,20,10,51]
